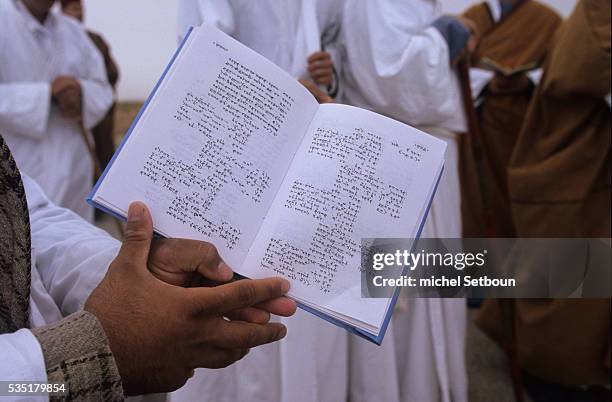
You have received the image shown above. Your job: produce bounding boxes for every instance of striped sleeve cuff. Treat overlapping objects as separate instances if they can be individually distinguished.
[31,311,124,401]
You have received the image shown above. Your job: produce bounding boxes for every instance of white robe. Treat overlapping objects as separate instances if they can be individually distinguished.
[339,1,468,401]
[177,0,344,81]
[0,174,120,401]
[172,2,354,402]
[0,0,113,222]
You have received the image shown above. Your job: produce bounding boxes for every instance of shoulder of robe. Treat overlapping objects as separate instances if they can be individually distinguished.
[56,13,91,44]
[87,30,110,53]
[583,0,611,52]
[462,2,493,33]
[526,0,563,26]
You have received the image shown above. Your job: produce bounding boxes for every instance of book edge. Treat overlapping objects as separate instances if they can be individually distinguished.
[369,163,445,345]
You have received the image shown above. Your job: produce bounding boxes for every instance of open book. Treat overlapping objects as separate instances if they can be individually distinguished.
[89,24,445,344]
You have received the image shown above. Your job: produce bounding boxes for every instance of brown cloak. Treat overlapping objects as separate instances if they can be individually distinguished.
[460,0,561,237]
[477,0,611,387]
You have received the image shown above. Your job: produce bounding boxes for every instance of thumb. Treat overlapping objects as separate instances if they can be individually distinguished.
[117,201,154,268]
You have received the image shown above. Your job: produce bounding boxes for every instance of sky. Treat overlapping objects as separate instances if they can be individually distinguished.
[83,0,577,101]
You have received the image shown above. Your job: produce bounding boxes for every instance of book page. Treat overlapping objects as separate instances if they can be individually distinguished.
[241,104,446,328]
[93,25,319,268]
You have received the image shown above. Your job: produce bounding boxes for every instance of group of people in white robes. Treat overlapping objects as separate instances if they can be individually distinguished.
[0,0,472,400]
[174,1,472,402]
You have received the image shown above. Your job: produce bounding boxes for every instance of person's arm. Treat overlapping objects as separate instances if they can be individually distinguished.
[31,311,124,399]
[197,0,235,34]
[73,22,114,130]
[7,175,295,396]
[320,4,342,97]
[177,0,205,43]
[0,83,51,140]
[0,317,123,400]
[312,0,344,97]
[24,174,120,316]
[341,0,467,129]
[431,15,472,64]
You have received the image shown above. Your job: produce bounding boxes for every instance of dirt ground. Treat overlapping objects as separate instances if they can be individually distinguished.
[112,101,144,146]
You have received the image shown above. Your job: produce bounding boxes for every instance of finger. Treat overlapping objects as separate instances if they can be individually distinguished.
[58,104,80,120]
[255,297,297,317]
[117,202,154,267]
[310,68,333,79]
[313,76,333,86]
[299,79,333,104]
[52,80,73,96]
[308,60,333,73]
[309,70,333,82]
[189,277,290,314]
[299,78,317,92]
[211,321,287,349]
[226,307,271,324]
[56,81,80,96]
[313,77,332,87]
[150,239,233,283]
[307,51,331,63]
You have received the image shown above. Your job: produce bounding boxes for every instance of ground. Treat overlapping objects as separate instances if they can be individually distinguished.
[112,101,143,146]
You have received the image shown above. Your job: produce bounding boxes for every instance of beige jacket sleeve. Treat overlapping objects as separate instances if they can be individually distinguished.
[32,311,124,401]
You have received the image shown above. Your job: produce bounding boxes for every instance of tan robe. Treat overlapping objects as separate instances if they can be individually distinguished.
[477,0,611,387]
[460,0,561,237]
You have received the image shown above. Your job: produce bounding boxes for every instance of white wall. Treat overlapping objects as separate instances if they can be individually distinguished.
[85,0,179,101]
[84,0,577,101]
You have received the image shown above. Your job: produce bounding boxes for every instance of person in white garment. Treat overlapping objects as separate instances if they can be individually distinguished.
[177,0,343,95]
[0,0,113,222]
[337,1,474,401]
[0,133,297,400]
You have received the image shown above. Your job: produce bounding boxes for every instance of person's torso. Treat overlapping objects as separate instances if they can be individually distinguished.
[0,1,92,195]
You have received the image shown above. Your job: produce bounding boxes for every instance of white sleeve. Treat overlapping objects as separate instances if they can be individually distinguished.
[0,329,47,388]
[75,25,114,131]
[318,0,344,96]
[469,67,495,100]
[198,0,236,34]
[23,174,120,316]
[0,83,51,140]
[178,0,206,42]
[341,0,465,131]
[527,68,544,87]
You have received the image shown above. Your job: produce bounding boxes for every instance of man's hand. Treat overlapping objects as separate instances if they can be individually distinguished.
[51,76,82,120]
[453,17,479,65]
[85,202,296,395]
[299,79,334,104]
[148,237,297,324]
[307,51,334,87]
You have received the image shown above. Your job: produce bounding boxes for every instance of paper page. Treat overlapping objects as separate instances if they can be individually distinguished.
[93,25,319,268]
[241,104,447,329]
